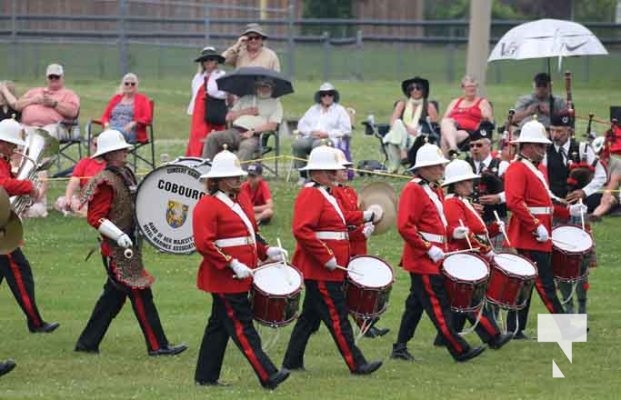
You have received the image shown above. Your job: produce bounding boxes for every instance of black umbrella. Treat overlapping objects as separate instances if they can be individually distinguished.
[216,67,294,98]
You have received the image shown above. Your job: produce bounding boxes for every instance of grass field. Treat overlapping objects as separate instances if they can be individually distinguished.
[1,77,621,399]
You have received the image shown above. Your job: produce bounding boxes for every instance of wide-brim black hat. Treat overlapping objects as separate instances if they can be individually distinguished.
[401,76,430,98]
[194,47,225,63]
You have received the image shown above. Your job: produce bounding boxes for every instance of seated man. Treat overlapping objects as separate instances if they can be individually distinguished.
[202,78,282,163]
[239,162,274,225]
[14,63,80,140]
[513,72,567,129]
[292,82,351,183]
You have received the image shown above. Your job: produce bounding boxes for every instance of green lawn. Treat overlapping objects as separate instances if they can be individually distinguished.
[1,78,620,399]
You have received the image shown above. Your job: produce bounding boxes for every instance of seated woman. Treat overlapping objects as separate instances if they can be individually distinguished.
[440,75,493,157]
[0,81,21,121]
[100,73,152,143]
[382,76,438,173]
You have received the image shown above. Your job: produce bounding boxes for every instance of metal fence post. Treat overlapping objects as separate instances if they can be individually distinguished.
[286,0,295,80]
[118,0,129,76]
[204,3,210,43]
[10,0,18,78]
[322,31,331,82]
[354,29,363,81]
[446,26,455,84]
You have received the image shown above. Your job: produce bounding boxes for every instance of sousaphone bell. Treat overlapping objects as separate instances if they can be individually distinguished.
[358,182,397,235]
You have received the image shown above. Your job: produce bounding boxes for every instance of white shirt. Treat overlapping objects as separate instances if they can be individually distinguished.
[474,154,509,203]
[297,103,352,147]
[186,69,227,115]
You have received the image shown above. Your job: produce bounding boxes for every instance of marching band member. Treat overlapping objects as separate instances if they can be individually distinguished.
[391,143,486,363]
[504,120,579,339]
[0,118,59,334]
[75,129,187,356]
[332,148,389,338]
[192,148,289,389]
[440,159,512,349]
[282,145,383,375]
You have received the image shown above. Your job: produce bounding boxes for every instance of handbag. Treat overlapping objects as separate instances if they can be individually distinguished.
[203,75,227,125]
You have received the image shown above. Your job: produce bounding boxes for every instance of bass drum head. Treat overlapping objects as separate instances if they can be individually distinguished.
[135,157,211,254]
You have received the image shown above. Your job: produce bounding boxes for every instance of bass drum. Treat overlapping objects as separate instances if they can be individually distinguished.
[135,157,211,254]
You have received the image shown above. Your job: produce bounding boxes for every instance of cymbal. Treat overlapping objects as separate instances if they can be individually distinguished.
[359,190,397,235]
[359,182,398,208]
[0,187,10,227]
[0,211,23,254]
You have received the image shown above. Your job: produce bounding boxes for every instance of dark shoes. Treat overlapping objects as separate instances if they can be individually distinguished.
[488,333,512,350]
[0,360,16,377]
[352,360,383,375]
[390,343,415,361]
[512,331,532,340]
[364,326,390,338]
[455,345,486,362]
[30,321,60,334]
[74,344,100,354]
[148,343,188,357]
[261,369,290,390]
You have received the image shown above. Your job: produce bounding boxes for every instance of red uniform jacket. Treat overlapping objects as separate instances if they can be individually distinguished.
[444,195,493,254]
[332,184,367,256]
[505,159,554,251]
[193,191,268,294]
[0,156,33,195]
[398,179,448,274]
[292,184,363,282]
[100,93,152,143]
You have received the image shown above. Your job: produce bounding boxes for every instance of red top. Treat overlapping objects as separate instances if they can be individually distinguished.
[86,182,116,257]
[397,179,448,274]
[100,93,152,143]
[0,157,33,195]
[448,97,484,131]
[240,179,272,207]
[192,192,268,294]
[292,185,363,282]
[72,157,106,188]
[332,185,367,256]
[444,196,493,253]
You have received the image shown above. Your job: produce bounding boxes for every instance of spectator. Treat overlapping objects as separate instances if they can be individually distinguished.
[186,46,228,157]
[513,72,567,129]
[382,76,439,173]
[0,81,20,121]
[440,75,493,157]
[99,73,152,143]
[202,78,282,163]
[239,163,273,225]
[293,82,351,184]
[222,23,280,71]
[14,63,80,140]
[53,138,105,217]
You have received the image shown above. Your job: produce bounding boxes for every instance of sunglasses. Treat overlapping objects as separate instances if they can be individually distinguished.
[469,142,484,148]
[47,75,61,80]
[246,35,263,41]
[124,82,137,87]
[320,91,335,97]
[411,85,423,91]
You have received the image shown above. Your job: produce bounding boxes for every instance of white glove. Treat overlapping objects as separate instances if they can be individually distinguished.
[362,222,375,239]
[427,246,445,263]
[484,250,496,260]
[324,257,338,271]
[568,203,588,218]
[364,204,384,224]
[266,246,288,262]
[452,226,470,239]
[535,224,549,242]
[495,220,506,232]
[229,259,253,279]
[98,219,133,248]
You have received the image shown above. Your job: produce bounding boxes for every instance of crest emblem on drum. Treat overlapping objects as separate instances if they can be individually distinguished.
[166,200,189,228]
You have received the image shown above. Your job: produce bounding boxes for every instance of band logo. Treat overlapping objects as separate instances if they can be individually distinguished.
[166,200,189,228]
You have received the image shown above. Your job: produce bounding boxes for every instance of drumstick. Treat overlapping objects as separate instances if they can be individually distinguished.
[444,248,480,256]
[494,210,511,247]
[277,237,294,286]
[334,265,364,276]
[231,263,272,279]
[459,219,473,250]
[578,198,586,231]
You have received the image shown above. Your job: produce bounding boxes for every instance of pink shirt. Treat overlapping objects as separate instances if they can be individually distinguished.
[20,87,80,126]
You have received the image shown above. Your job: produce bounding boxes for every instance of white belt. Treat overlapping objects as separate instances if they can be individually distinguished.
[214,236,255,247]
[315,231,349,240]
[528,206,552,215]
[420,232,445,243]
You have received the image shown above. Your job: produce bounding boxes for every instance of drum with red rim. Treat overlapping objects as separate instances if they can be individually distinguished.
[486,252,537,310]
[441,253,490,313]
[344,256,394,319]
[251,262,303,327]
[551,225,593,282]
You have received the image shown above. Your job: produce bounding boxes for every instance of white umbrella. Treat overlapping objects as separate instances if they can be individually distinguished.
[488,19,608,69]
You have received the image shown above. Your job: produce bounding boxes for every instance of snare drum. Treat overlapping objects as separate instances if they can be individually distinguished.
[551,225,593,282]
[251,263,303,327]
[344,256,394,319]
[441,253,489,313]
[135,157,211,254]
[487,252,537,310]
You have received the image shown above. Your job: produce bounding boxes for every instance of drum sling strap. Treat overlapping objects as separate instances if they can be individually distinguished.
[215,191,257,250]
[318,187,346,225]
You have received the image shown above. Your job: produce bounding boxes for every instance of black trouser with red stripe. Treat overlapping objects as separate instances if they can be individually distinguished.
[507,250,565,333]
[76,257,169,352]
[195,293,278,385]
[283,280,367,371]
[451,307,501,343]
[396,273,472,359]
[0,248,46,331]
